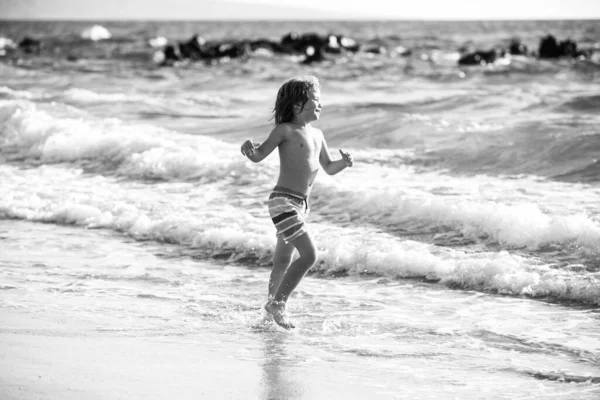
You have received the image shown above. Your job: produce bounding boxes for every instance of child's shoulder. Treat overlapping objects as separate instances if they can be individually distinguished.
[271,123,295,137]
[275,122,295,131]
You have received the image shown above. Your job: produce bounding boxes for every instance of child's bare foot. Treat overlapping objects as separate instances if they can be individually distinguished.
[264,300,295,330]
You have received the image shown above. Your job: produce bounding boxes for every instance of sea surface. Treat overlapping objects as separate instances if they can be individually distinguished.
[1,19,600,398]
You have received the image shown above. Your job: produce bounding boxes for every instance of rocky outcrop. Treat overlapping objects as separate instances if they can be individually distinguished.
[458,50,501,66]
[456,35,595,67]
[509,39,528,56]
[18,37,42,54]
[538,35,588,58]
[155,32,361,65]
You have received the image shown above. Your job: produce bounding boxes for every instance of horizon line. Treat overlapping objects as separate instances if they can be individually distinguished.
[2,17,599,22]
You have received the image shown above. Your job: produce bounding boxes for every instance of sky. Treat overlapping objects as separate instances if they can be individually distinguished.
[1,0,599,20]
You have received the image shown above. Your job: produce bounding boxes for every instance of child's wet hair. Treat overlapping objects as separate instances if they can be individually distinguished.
[272,75,320,125]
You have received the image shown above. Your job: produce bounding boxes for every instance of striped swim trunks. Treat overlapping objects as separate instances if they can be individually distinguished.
[267,186,310,243]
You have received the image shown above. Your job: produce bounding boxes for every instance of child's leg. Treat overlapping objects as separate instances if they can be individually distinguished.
[265,232,317,329]
[269,236,295,298]
[272,232,317,304]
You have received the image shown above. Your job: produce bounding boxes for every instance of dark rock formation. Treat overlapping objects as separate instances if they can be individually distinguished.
[155,32,362,65]
[281,32,360,57]
[458,50,498,66]
[247,39,286,54]
[301,46,326,64]
[178,35,206,60]
[538,35,588,59]
[539,35,561,58]
[281,32,325,54]
[363,45,387,54]
[509,39,528,55]
[18,37,42,54]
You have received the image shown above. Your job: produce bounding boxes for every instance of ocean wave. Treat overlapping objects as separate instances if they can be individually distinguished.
[1,164,599,306]
[0,86,252,121]
[0,86,34,100]
[525,370,600,384]
[62,88,132,103]
[552,159,600,183]
[378,119,600,183]
[58,88,249,119]
[317,108,598,184]
[61,88,232,107]
[0,100,252,181]
[2,99,598,257]
[313,183,600,253]
[556,94,600,113]
[5,198,600,306]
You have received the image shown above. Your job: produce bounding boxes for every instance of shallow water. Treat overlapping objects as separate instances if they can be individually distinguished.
[1,220,599,398]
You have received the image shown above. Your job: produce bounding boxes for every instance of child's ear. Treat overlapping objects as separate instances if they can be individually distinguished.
[293,103,301,114]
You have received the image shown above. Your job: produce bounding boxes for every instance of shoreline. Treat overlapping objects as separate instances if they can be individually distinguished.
[2,220,600,400]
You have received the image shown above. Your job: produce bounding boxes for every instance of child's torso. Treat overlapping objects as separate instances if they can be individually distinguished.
[276,126,322,195]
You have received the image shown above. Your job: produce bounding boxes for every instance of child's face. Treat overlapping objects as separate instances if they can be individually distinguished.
[296,88,322,122]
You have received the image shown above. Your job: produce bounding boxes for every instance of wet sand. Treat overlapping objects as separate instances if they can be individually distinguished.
[1,310,261,400]
[0,308,399,400]
[1,220,599,400]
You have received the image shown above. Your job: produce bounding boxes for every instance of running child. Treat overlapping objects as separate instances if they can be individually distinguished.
[240,75,353,329]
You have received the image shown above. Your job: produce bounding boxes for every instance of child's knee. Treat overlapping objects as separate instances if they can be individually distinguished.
[294,234,318,266]
[302,249,318,266]
[273,253,293,266]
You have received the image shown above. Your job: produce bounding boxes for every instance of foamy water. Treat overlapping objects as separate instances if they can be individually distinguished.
[1,93,598,304]
[2,220,600,399]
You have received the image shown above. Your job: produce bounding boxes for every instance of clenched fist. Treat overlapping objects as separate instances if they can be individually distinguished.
[339,149,354,167]
[241,140,259,157]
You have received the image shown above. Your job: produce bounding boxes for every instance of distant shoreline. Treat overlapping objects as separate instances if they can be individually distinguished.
[1,18,599,22]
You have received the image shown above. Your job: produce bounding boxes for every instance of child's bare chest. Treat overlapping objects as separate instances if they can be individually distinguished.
[283,131,321,158]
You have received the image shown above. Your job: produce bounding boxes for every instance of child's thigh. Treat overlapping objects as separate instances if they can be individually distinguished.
[290,232,317,261]
[273,236,296,262]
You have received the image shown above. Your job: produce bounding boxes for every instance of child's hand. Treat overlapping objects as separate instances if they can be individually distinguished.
[339,149,354,167]
[241,140,258,157]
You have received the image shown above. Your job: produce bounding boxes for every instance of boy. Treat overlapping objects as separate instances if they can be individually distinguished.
[240,75,353,329]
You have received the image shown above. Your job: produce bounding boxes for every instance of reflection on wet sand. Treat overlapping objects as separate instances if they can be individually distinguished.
[260,333,304,400]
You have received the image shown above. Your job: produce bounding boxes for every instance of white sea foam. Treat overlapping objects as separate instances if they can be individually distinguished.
[149,37,168,48]
[0,100,253,181]
[1,164,598,305]
[0,86,34,99]
[81,25,112,41]
[1,101,598,305]
[62,88,235,108]
[63,88,130,103]
[2,99,599,256]
[0,37,17,50]
[58,88,249,119]
[315,182,600,251]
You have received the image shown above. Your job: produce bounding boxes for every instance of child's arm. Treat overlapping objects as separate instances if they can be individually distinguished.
[241,125,286,163]
[319,134,353,175]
